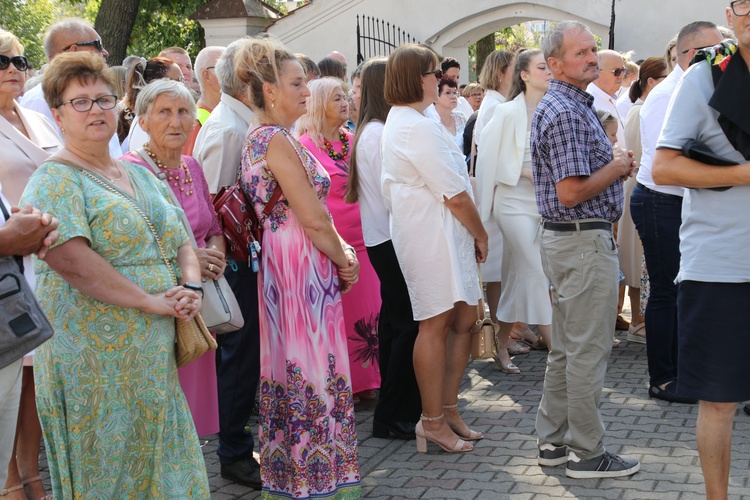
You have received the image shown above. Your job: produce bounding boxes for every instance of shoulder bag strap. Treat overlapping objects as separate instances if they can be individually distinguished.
[49,156,179,285]
[136,149,199,250]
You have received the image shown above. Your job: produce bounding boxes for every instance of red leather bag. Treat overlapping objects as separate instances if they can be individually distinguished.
[212,182,281,263]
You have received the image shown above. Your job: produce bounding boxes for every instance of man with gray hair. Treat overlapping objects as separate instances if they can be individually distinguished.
[19,17,121,158]
[183,46,224,155]
[532,20,639,479]
[192,38,261,490]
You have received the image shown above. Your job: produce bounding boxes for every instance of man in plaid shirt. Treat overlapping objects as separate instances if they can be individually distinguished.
[531,20,639,479]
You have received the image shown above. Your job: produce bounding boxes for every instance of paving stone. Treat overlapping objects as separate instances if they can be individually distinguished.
[34,303,750,499]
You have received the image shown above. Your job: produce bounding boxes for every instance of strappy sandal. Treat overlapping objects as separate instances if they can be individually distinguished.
[442,404,484,440]
[21,476,52,500]
[0,484,24,497]
[415,414,473,453]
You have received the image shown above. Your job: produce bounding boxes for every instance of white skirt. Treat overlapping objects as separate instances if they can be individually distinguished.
[492,179,552,325]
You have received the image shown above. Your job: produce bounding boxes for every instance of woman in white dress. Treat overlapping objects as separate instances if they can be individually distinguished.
[382,44,488,454]
[434,78,466,152]
[476,49,553,373]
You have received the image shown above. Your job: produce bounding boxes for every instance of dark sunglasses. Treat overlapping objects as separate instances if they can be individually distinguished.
[62,39,105,53]
[601,67,626,77]
[0,55,29,72]
[423,69,443,80]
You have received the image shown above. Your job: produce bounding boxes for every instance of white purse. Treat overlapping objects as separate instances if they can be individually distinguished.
[137,149,244,334]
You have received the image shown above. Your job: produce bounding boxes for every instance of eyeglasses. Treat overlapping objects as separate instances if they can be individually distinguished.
[0,55,28,71]
[441,90,460,97]
[172,76,185,83]
[654,75,668,80]
[468,92,483,98]
[62,39,105,53]
[423,69,443,80]
[731,0,750,16]
[57,95,118,112]
[601,67,626,77]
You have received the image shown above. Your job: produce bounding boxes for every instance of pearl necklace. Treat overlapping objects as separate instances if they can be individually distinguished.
[143,143,193,195]
[323,132,350,161]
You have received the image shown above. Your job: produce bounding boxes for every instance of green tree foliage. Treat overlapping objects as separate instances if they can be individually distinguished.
[0,0,88,68]
[125,0,211,63]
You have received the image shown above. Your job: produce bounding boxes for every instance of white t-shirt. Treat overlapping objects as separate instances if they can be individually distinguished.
[587,82,627,148]
[637,64,685,197]
[355,121,390,247]
[20,84,123,158]
[657,61,749,282]
[474,90,505,145]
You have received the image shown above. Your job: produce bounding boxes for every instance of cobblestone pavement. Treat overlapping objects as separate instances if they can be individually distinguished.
[39,332,750,499]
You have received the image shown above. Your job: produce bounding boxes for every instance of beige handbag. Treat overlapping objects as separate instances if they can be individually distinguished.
[470,265,499,360]
[61,159,217,368]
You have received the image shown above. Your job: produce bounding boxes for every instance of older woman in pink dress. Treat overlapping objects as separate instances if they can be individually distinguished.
[295,77,382,403]
[120,79,224,437]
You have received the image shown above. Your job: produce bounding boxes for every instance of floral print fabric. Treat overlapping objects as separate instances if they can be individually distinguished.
[20,160,210,499]
[241,126,361,499]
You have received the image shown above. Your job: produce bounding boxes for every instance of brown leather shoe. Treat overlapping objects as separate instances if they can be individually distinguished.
[615,315,630,331]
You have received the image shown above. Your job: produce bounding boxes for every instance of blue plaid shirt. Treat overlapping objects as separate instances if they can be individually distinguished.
[531,80,623,222]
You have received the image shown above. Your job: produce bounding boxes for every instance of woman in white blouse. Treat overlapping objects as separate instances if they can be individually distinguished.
[347,57,422,440]
[382,44,488,454]
[434,78,466,152]
[476,49,553,373]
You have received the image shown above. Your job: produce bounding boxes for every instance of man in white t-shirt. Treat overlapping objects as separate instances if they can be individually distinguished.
[0,191,58,490]
[19,18,122,158]
[587,50,627,148]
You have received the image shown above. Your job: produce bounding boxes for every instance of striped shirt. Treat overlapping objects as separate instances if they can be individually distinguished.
[532,79,623,222]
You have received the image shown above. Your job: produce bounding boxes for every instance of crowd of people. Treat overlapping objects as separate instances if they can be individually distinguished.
[0,2,748,499]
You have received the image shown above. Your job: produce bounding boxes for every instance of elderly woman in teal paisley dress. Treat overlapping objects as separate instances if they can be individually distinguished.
[19,52,210,498]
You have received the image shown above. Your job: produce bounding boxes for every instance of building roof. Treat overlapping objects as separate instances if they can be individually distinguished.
[190,0,281,20]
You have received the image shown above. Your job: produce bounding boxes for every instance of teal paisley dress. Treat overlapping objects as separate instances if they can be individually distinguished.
[20,160,210,499]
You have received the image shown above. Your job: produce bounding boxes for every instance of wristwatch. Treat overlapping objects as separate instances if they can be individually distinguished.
[182,282,204,297]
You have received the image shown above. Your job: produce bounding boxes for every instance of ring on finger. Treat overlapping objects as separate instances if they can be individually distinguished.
[208,263,214,272]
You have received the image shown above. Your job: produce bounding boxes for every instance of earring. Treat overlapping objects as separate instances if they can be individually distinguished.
[271,101,275,109]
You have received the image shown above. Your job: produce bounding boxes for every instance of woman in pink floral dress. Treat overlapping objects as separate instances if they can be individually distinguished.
[296,77,382,403]
[234,38,361,499]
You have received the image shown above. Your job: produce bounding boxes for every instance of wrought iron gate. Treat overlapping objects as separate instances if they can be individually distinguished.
[356,15,420,65]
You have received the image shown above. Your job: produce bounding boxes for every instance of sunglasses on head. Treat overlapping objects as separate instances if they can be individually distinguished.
[62,39,105,53]
[422,69,443,80]
[0,55,29,72]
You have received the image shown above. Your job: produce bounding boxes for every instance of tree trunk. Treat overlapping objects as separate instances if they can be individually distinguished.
[94,0,142,66]
[475,32,496,80]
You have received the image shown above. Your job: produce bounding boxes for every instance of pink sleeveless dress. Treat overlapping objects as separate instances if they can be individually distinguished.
[240,125,360,499]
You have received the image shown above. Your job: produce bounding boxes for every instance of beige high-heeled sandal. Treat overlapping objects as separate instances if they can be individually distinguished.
[415,414,473,453]
[0,484,24,497]
[442,404,484,440]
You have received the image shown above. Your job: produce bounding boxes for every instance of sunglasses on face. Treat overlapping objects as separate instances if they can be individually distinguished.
[422,69,443,80]
[601,67,626,77]
[0,55,29,72]
[62,39,105,53]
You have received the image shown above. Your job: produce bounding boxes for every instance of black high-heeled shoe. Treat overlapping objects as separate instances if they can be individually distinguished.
[372,420,416,440]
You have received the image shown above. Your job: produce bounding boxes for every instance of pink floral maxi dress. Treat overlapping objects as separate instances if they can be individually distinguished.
[241,125,360,499]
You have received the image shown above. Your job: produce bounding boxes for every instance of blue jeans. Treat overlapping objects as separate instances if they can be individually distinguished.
[215,259,260,464]
[629,185,682,387]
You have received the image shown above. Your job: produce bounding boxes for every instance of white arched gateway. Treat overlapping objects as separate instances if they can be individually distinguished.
[195,0,731,79]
